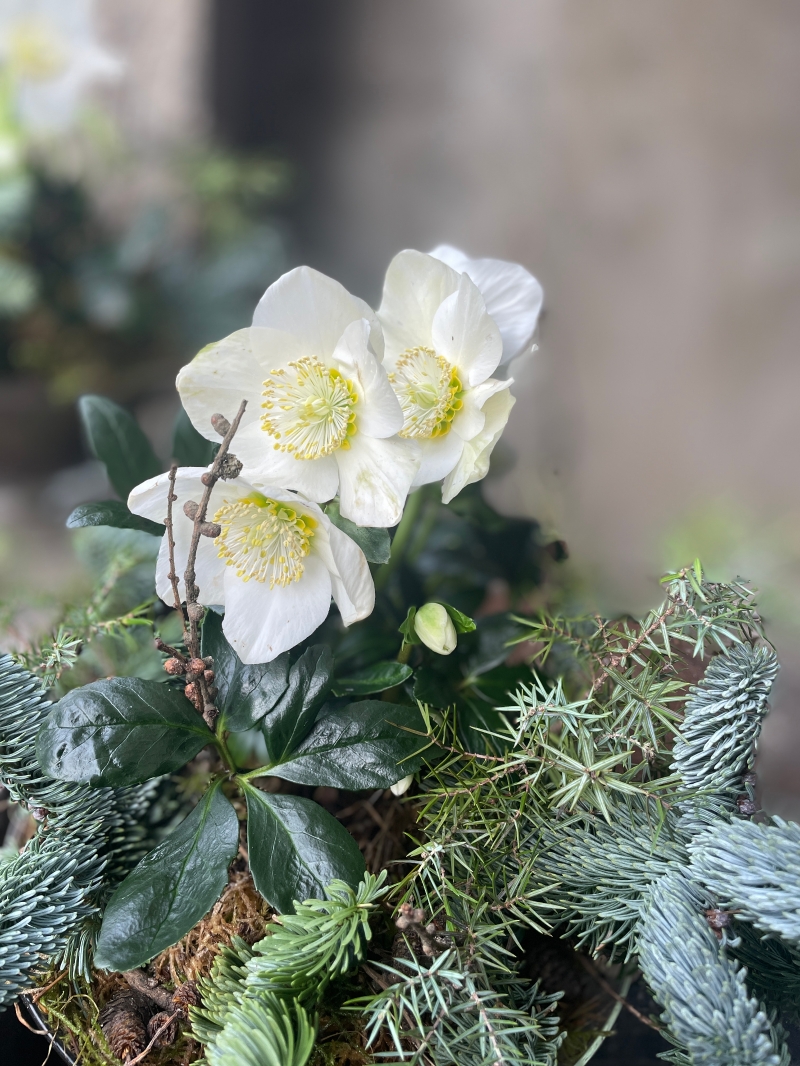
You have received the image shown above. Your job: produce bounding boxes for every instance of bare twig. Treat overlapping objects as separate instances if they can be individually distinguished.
[123,970,175,1012]
[165,464,186,641]
[124,1011,180,1066]
[160,400,247,727]
[576,954,662,1032]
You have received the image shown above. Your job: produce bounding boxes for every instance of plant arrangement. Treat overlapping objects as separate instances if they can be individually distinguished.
[1,245,798,1066]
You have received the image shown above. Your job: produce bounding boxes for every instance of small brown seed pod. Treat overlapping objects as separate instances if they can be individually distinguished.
[199,521,222,538]
[184,682,198,702]
[183,500,200,520]
[164,657,185,676]
[200,471,214,486]
[172,979,201,1018]
[203,669,215,683]
[211,412,231,437]
[737,796,757,816]
[203,656,214,667]
[147,1011,179,1047]
[30,807,47,822]
[188,658,206,676]
[187,603,205,622]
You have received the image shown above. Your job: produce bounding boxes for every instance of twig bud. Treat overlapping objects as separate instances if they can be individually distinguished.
[30,807,47,822]
[203,656,214,667]
[188,658,206,676]
[211,413,231,437]
[183,500,200,520]
[201,471,214,486]
[203,669,215,683]
[184,682,199,705]
[219,453,243,480]
[164,657,185,676]
[199,522,222,538]
[737,796,757,816]
[187,603,204,622]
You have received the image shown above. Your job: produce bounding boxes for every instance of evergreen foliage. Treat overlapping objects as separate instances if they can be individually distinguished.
[357,949,563,1066]
[191,873,389,1064]
[0,653,167,1000]
[690,819,800,944]
[638,870,788,1066]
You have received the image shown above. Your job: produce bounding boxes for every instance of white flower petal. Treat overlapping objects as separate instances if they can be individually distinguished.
[431,273,502,388]
[252,265,382,361]
[333,319,403,439]
[335,434,420,527]
[127,469,205,524]
[176,330,263,442]
[430,245,543,366]
[411,431,464,488]
[378,250,460,363]
[233,420,340,502]
[442,388,516,504]
[326,520,375,626]
[452,377,511,442]
[222,553,333,664]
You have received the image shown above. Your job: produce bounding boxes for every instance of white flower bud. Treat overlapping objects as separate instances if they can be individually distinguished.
[390,774,414,797]
[414,603,457,656]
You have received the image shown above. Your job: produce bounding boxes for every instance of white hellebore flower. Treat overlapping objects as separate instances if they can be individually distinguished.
[177,267,420,528]
[128,469,375,665]
[429,244,543,368]
[0,0,122,133]
[377,249,515,503]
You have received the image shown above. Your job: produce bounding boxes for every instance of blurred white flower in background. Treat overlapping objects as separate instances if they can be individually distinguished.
[128,468,375,664]
[178,266,420,529]
[378,249,516,504]
[429,244,543,368]
[0,0,122,133]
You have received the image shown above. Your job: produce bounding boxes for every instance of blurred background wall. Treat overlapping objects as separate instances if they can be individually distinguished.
[2,0,800,815]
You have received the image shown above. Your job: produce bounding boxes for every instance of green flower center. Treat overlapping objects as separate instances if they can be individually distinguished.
[261,356,358,460]
[390,347,464,439]
[214,492,316,588]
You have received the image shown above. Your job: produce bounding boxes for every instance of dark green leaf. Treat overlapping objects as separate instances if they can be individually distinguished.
[270,700,426,789]
[398,606,421,645]
[332,661,412,697]
[78,395,162,500]
[441,603,477,635]
[324,498,391,564]
[261,646,333,762]
[172,406,218,467]
[466,614,525,677]
[94,782,239,970]
[242,784,364,913]
[414,666,455,709]
[469,663,533,704]
[66,500,164,537]
[456,700,510,756]
[36,677,213,787]
[201,612,290,732]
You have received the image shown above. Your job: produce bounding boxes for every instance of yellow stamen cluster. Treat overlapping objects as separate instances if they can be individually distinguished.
[8,18,68,81]
[390,347,464,439]
[261,356,358,460]
[214,492,316,589]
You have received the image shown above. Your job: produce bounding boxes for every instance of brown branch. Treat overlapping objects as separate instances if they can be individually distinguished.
[123,970,174,1012]
[182,400,247,726]
[576,954,662,1032]
[589,605,676,697]
[165,464,186,642]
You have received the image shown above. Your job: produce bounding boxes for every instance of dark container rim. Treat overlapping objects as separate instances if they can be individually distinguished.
[21,994,75,1065]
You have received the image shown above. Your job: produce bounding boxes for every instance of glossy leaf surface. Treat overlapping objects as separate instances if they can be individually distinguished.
[94,783,239,970]
[242,784,364,913]
[66,500,164,537]
[332,661,412,697]
[78,394,162,500]
[272,700,426,789]
[201,612,290,732]
[36,677,213,786]
[324,498,391,564]
[261,645,333,762]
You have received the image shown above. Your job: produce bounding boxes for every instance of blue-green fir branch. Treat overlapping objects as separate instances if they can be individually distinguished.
[638,870,789,1066]
[689,819,800,945]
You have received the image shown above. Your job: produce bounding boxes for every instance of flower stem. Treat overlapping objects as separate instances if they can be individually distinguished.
[237,764,274,782]
[374,486,425,591]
